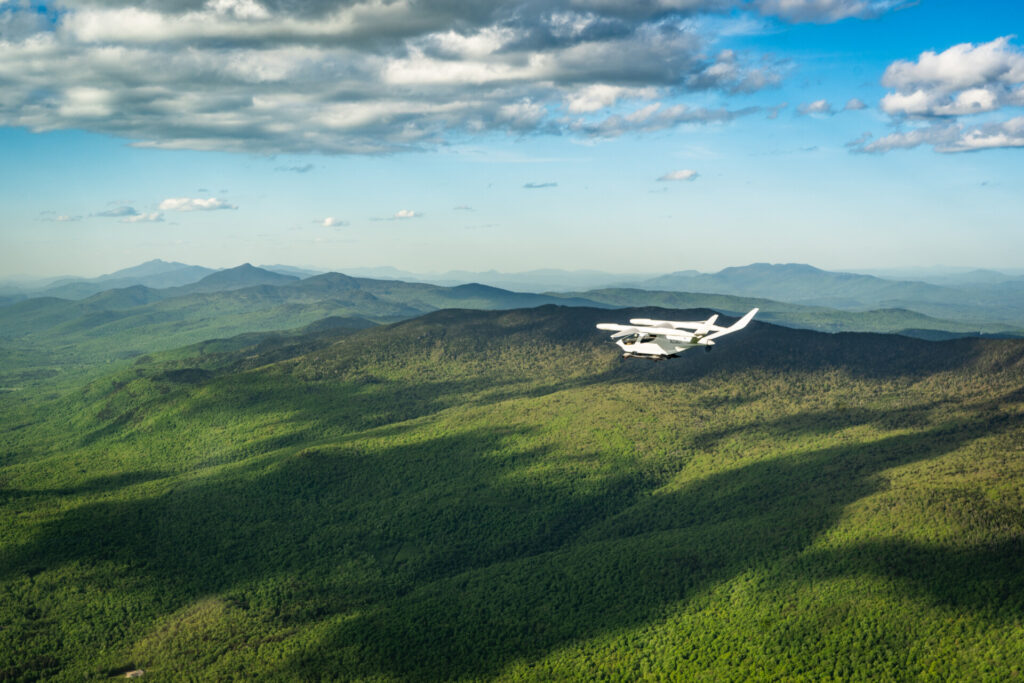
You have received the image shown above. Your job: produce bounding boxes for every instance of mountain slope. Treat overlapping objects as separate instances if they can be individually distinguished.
[2,307,1023,679]
[176,263,300,293]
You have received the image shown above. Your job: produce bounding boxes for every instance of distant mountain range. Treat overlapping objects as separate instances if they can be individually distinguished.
[0,259,322,303]
[3,260,1023,333]
[630,263,1024,326]
[0,265,610,371]
[852,266,1024,285]
[336,267,648,293]
[0,259,217,302]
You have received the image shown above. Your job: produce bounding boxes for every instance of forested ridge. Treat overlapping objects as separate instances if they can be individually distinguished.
[2,306,1023,680]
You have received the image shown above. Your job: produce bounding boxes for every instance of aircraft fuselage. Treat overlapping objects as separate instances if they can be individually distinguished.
[615,335,711,359]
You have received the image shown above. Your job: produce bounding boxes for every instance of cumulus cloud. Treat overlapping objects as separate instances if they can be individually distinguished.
[121,212,164,223]
[321,216,348,227]
[159,197,237,211]
[572,101,757,137]
[565,84,657,114]
[95,205,140,217]
[523,182,557,189]
[657,169,699,181]
[798,98,866,115]
[39,212,82,222]
[797,99,833,115]
[277,163,314,173]
[754,0,911,23]
[394,209,418,219]
[856,36,1024,153]
[857,118,1024,154]
[0,0,902,155]
[880,37,1024,117]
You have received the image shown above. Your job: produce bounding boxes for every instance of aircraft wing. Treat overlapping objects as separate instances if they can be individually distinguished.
[597,323,694,342]
[629,317,726,333]
[596,323,641,339]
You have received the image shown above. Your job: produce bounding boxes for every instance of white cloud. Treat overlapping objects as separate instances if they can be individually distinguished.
[158,197,237,211]
[59,87,115,118]
[0,0,907,155]
[394,209,419,219]
[862,37,1024,153]
[321,216,348,227]
[657,169,699,181]
[797,99,832,115]
[755,0,910,23]
[0,1,812,155]
[854,118,1024,153]
[565,84,657,114]
[843,97,867,111]
[882,37,1024,94]
[96,205,140,217]
[121,212,164,223]
[949,116,1024,151]
[573,101,756,137]
[879,37,1024,117]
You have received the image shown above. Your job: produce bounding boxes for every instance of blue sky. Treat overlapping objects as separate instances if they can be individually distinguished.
[2,0,1023,278]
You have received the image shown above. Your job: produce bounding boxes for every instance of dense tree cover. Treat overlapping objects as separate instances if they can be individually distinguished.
[1,306,1023,680]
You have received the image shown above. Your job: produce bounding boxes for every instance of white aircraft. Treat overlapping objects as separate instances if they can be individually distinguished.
[596,308,758,359]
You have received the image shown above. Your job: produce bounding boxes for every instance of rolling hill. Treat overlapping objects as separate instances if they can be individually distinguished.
[2,306,1023,679]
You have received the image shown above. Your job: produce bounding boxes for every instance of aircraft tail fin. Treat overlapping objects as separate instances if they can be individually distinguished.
[704,308,758,341]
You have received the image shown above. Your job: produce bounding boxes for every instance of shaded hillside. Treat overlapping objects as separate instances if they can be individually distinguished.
[2,306,1023,680]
